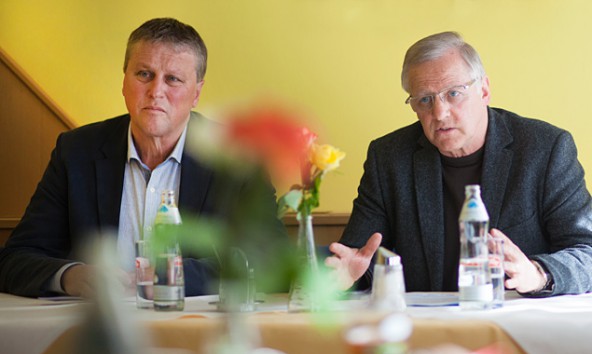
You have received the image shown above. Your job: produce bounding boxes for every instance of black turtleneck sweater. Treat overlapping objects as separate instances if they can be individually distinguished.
[441,147,484,291]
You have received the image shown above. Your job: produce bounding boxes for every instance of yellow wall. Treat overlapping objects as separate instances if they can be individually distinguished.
[2,0,592,212]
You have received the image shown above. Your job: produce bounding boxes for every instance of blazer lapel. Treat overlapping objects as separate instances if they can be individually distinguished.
[481,109,513,228]
[179,153,213,215]
[96,117,128,232]
[178,113,213,214]
[414,137,445,290]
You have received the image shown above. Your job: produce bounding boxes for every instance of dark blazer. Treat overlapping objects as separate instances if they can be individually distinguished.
[0,112,284,297]
[341,107,592,295]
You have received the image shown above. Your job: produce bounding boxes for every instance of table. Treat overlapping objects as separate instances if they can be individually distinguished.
[2,291,591,354]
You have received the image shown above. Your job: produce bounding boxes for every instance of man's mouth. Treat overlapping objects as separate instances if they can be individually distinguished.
[144,106,165,113]
[437,127,454,132]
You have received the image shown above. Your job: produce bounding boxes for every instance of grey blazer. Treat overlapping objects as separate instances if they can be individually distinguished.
[340,107,592,295]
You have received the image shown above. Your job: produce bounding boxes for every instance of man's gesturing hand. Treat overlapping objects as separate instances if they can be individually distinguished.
[490,229,547,293]
[325,233,383,290]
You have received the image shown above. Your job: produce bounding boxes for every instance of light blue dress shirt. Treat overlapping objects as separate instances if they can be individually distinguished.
[116,124,186,271]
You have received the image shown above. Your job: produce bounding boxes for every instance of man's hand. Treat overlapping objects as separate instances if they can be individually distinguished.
[490,228,547,293]
[62,264,98,298]
[62,264,135,298]
[324,233,383,290]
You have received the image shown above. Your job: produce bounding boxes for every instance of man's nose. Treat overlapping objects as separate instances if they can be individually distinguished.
[431,93,450,120]
[147,78,165,98]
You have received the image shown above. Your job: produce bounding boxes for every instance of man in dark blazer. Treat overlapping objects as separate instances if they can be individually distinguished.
[0,18,283,298]
[326,31,592,297]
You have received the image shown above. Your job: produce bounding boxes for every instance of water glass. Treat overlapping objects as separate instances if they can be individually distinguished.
[487,237,505,308]
[135,240,154,309]
[218,268,256,312]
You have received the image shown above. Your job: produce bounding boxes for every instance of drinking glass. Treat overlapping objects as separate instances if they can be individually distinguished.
[135,240,154,309]
[487,237,505,308]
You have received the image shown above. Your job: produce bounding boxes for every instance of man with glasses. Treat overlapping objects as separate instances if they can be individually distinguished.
[326,31,592,297]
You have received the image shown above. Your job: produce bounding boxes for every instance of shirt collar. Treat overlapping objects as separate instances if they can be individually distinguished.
[126,123,188,165]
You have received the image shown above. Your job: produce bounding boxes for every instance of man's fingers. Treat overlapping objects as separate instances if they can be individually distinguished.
[503,260,518,275]
[328,233,382,260]
[328,242,354,258]
[489,228,506,240]
[504,277,518,290]
[325,233,381,289]
[324,255,342,269]
[490,229,513,249]
[359,233,383,258]
[490,229,523,262]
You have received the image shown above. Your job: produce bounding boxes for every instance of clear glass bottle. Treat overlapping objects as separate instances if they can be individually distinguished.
[153,190,185,311]
[458,185,493,310]
[288,214,319,312]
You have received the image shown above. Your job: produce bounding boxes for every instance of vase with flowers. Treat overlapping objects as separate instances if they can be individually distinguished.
[278,141,346,312]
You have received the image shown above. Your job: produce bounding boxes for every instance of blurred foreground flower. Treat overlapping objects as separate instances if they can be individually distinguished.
[189,103,318,185]
[187,99,345,314]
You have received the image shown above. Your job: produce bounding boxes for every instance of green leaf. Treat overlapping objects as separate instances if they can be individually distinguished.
[277,189,303,218]
[308,173,323,209]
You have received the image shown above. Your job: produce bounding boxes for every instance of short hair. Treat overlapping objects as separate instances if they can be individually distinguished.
[401,31,485,92]
[123,18,208,82]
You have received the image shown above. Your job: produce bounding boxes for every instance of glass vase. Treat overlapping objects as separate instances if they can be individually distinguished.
[288,214,320,312]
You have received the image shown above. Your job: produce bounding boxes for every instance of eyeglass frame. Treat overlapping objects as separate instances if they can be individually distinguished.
[404,79,478,111]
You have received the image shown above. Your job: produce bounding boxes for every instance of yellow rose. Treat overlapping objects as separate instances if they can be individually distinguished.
[311,144,346,172]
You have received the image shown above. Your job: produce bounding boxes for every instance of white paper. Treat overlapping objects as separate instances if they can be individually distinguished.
[404,292,459,307]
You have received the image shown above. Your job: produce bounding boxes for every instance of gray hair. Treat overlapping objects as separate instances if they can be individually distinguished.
[401,31,485,92]
[124,18,208,82]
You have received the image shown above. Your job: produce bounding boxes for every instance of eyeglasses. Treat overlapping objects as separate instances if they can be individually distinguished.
[405,79,477,112]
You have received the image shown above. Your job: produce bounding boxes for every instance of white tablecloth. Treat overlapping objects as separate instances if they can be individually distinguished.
[1,291,591,354]
[0,297,86,354]
[406,291,592,354]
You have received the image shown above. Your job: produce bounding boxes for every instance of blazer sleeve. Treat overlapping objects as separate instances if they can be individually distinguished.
[0,133,74,297]
[529,130,592,296]
[340,140,391,248]
[338,140,391,290]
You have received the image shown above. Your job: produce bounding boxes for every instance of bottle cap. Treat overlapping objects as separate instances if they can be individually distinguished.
[376,247,401,266]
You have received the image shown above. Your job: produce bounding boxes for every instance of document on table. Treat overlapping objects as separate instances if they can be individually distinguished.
[38,296,84,302]
[405,292,459,307]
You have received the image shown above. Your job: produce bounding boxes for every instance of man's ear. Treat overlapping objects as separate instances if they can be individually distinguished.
[192,80,205,108]
[480,76,491,105]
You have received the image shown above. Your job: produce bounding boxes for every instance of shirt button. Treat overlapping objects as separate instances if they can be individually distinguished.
[150,187,156,193]
[145,226,152,232]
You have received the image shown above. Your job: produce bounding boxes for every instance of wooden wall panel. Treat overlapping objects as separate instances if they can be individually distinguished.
[0,48,74,246]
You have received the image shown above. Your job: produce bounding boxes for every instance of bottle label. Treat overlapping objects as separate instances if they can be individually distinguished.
[488,255,502,268]
[135,256,150,269]
[153,285,184,301]
[154,207,182,225]
[459,198,489,221]
[154,254,184,286]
